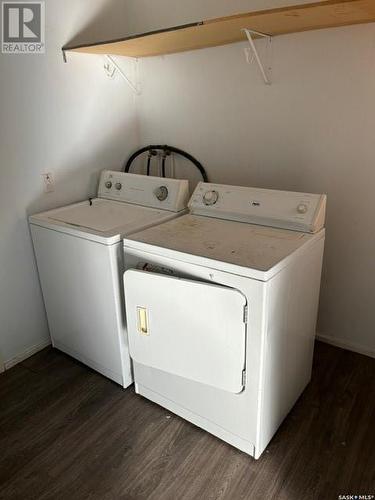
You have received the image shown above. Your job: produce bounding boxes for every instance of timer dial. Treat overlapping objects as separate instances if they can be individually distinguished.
[203,190,219,206]
[154,186,169,201]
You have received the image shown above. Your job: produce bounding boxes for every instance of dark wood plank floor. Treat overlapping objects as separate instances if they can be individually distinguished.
[0,342,374,500]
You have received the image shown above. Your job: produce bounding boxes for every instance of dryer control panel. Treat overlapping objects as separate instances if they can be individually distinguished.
[98,171,189,212]
[189,182,326,233]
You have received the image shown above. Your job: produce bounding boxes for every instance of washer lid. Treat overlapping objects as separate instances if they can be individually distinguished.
[29,198,183,245]
[124,214,324,280]
[49,199,143,232]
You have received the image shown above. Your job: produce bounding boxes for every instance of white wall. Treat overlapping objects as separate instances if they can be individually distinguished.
[0,0,140,366]
[124,1,375,357]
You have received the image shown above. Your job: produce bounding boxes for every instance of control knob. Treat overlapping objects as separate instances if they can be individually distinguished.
[297,203,308,214]
[203,190,219,206]
[154,186,169,201]
[105,181,112,189]
[115,182,122,190]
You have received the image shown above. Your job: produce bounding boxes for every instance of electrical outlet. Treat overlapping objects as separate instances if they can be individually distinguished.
[42,172,54,193]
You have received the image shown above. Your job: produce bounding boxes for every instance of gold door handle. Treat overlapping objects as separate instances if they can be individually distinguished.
[137,307,149,335]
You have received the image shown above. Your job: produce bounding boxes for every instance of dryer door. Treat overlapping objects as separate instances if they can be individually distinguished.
[124,269,247,393]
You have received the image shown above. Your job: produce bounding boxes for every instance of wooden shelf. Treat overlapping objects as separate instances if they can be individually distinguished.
[63,0,375,58]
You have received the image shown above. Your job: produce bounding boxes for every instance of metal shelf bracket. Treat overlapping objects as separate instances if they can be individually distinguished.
[104,55,141,95]
[242,29,272,85]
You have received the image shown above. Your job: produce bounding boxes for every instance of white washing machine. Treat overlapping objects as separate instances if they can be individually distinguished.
[30,171,189,387]
[122,182,326,458]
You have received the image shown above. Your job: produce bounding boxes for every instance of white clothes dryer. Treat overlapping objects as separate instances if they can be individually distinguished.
[122,182,326,458]
[30,171,189,387]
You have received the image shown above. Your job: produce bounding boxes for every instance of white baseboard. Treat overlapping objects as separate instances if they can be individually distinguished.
[4,339,51,371]
[316,333,375,359]
[2,335,372,372]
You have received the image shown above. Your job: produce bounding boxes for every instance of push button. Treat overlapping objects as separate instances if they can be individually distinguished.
[297,203,308,214]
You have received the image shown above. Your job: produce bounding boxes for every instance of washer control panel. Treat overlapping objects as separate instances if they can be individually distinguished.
[98,171,189,212]
[189,182,326,233]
